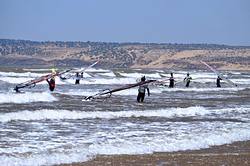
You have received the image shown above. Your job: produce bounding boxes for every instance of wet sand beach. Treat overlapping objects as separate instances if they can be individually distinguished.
[62,140,250,166]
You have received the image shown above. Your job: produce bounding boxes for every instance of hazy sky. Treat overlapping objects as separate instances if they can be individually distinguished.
[0,0,250,45]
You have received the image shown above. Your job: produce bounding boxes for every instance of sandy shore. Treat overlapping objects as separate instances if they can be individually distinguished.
[59,140,250,166]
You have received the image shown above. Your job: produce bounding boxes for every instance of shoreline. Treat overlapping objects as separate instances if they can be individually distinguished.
[60,140,250,166]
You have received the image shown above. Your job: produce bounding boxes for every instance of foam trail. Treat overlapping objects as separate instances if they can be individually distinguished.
[1,107,250,122]
[0,92,57,104]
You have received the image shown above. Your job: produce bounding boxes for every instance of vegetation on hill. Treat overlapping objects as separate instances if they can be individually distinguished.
[1,39,250,70]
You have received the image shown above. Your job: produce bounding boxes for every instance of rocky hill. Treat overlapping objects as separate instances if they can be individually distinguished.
[1,39,250,70]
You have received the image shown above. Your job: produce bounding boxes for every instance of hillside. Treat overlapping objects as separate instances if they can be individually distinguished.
[1,39,250,70]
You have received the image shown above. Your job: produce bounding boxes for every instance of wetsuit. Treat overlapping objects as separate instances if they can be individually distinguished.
[184,76,192,87]
[75,73,80,84]
[169,76,174,88]
[217,77,222,87]
[137,83,150,102]
[47,79,55,91]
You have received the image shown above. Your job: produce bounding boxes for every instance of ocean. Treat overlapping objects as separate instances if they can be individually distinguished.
[0,68,250,166]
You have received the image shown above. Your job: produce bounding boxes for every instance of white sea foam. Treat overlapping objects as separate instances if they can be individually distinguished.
[81,72,92,78]
[118,72,161,78]
[0,75,64,85]
[0,76,93,85]
[0,92,57,104]
[79,78,137,85]
[1,106,250,165]
[0,76,134,85]
[0,149,92,166]
[1,106,249,123]
[231,78,250,84]
[161,87,246,92]
[57,73,126,85]
[85,68,111,72]
[1,126,250,166]
[0,71,45,78]
[59,89,99,96]
[2,70,248,87]
[23,68,53,72]
[0,76,32,84]
[89,127,250,155]
[97,72,116,77]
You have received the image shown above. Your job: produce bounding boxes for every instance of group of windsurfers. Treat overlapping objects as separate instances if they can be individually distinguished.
[167,73,222,88]
[14,65,227,105]
[136,72,224,103]
[47,71,224,102]
[14,60,234,103]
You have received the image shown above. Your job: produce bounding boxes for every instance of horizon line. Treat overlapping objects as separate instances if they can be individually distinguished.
[1,38,250,47]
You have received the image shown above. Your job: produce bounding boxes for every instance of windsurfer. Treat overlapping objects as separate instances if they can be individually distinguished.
[216,76,222,87]
[184,73,192,87]
[47,77,56,91]
[75,72,80,84]
[169,73,175,88]
[137,76,150,103]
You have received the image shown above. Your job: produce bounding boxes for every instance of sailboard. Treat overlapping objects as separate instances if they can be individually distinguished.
[84,79,157,100]
[14,69,72,92]
[200,61,238,87]
[60,61,99,80]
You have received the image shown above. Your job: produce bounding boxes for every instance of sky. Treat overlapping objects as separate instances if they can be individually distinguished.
[0,0,250,45]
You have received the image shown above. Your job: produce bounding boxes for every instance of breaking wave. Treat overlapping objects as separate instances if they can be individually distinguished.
[0,92,57,104]
[1,106,250,122]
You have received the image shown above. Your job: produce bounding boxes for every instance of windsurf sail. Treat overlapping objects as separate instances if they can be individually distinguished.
[84,79,157,100]
[60,61,99,80]
[14,69,72,92]
[200,61,238,87]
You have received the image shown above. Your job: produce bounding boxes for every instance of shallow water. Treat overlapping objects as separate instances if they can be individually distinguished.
[0,68,250,166]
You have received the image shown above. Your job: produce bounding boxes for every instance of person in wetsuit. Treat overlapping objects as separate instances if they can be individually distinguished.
[169,73,175,88]
[75,72,80,84]
[216,76,222,87]
[184,73,192,87]
[47,77,56,91]
[137,76,150,103]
